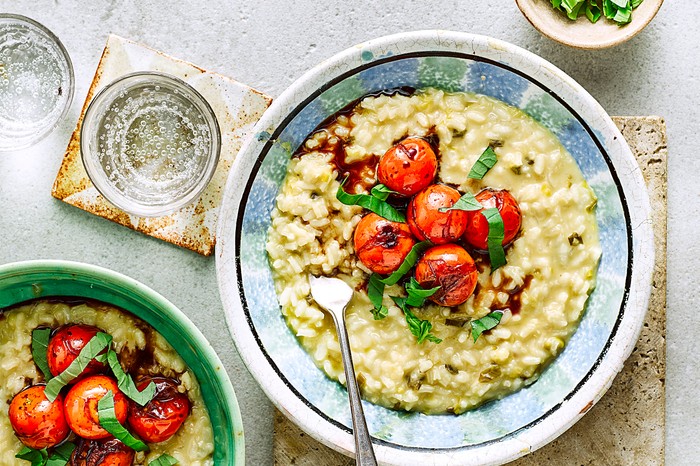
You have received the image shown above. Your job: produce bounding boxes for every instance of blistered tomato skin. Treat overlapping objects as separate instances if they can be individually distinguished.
[354,213,416,275]
[71,437,135,466]
[64,375,128,439]
[377,137,438,196]
[128,377,190,443]
[414,244,478,307]
[8,385,70,449]
[47,324,106,381]
[464,189,522,251]
[407,184,468,244]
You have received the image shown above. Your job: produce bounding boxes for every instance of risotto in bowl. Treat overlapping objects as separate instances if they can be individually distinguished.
[216,31,654,465]
[0,260,244,465]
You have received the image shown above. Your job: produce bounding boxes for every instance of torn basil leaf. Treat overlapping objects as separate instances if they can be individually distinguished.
[468,146,498,180]
[99,350,156,406]
[391,296,442,344]
[45,332,112,402]
[482,207,507,270]
[369,184,398,201]
[15,447,48,465]
[97,391,149,451]
[379,241,432,286]
[148,454,179,466]
[45,442,76,466]
[438,191,483,213]
[470,311,504,342]
[404,277,440,307]
[367,273,388,320]
[31,328,53,380]
[336,181,405,223]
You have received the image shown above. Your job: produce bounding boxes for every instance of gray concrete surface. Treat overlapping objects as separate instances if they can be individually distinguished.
[0,1,696,464]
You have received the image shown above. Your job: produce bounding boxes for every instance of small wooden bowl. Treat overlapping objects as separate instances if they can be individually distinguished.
[515,0,664,49]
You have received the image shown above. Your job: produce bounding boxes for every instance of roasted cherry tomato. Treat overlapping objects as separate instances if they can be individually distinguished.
[64,375,128,439]
[464,189,522,251]
[71,437,135,466]
[414,244,478,307]
[47,324,106,381]
[353,213,416,275]
[9,385,70,449]
[407,184,468,244]
[128,376,190,443]
[377,137,437,196]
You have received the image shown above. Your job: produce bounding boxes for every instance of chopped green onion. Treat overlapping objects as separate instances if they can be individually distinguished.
[482,207,507,271]
[369,184,397,201]
[97,391,149,451]
[438,192,483,213]
[470,311,504,342]
[336,181,405,222]
[391,296,442,344]
[31,328,53,380]
[379,241,432,286]
[585,1,602,22]
[468,146,498,180]
[553,0,643,25]
[404,277,440,307]
[99,350,156,406]
[367,273,388,320]
[45,332,112,402]
[148,455,179,466]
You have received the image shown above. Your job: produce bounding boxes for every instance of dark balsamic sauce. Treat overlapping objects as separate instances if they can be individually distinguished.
[294,87,418,193]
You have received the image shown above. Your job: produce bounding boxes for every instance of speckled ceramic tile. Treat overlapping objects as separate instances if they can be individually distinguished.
[52,35,271,256]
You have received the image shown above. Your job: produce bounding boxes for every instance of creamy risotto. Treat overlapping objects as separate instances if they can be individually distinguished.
[0,299,214,465]
[266,89,601,414]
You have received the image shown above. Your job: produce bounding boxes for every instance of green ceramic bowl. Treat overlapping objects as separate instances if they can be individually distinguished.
[0,260,244,464]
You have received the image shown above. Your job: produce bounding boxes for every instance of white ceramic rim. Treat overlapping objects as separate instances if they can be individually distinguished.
[80,71,221,217]
[216,30,654,465]
[0,13,75,152]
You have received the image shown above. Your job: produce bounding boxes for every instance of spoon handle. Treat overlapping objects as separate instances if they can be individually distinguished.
[333,311,378,466]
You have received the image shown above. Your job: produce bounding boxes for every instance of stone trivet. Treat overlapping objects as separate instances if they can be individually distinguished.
[273,116,667,466]
[51,35,271,256]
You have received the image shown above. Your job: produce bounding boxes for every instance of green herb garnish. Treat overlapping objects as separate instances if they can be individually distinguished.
[97,391,149,451]
[404,277,440,307]
[470,311,504,342]
[551,0,642,25]
[391,296,442,344]
[438,192,483,213]
[31,328,53,380]
[482,207,507,270]
[16,442,75,466]
[15,447,47,465]
[336,180,405,222]
[45,443,75,466]
[369,184,397,201]
[96,350,156,406]
[367,273,388,320]
[379,241,432,286]
[148,455,179,466]
[468,146,498,180]
[45,332,112,402]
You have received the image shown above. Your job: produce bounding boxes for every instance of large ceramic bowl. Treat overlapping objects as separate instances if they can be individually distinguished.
[216,31,653,465]
[0,260,244,465]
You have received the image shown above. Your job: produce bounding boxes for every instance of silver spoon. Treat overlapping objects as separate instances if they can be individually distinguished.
[309,274,378,466]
